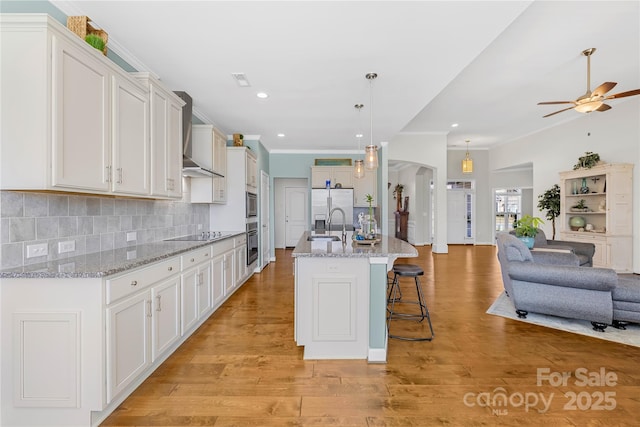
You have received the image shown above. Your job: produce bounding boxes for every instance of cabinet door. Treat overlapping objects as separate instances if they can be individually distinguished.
[112,75,149,195]
[224,251,235,295]
[106,291,151,402]
[180,267,199,335]
[311,167,329,188]
[151,276,181,361]
[211,254,226,307]
[212,175,227,204]
[246,154,258,190]
[332,167,354,189]
[166,100,183,198]
[354,168,377,207]
[51,35,110,191]
[235,245,247,286]
[213,129,227,176]
[197,262,213,319]
[149,86,169,197]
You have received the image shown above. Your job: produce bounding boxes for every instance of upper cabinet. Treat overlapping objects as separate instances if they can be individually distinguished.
[190,125,228,204]
[246,150,258,192]
[0,15,180,199]
[311,166,354,189]
[133,72,184,199]
[353,168,377,207]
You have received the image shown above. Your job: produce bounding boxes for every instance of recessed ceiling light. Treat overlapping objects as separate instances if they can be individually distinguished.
[451,123,459,128]
[257,92,269,99]
[277,133,285,137]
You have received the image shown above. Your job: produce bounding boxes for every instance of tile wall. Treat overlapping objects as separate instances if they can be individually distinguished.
[0,189,210,269]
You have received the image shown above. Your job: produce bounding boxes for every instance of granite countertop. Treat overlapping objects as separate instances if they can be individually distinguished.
[0,232,244,279]
[292,231,418,258]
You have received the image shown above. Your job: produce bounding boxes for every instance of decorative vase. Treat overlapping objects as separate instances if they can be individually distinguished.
[361,217,377,240]
[580,178,589,194]
[572,181,578,195]
[569,216,586,231]
[518,236,535,249]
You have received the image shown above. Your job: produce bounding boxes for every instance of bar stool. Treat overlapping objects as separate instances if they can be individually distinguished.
[387,264,434,341]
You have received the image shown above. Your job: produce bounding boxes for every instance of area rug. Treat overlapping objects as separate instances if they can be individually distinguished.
[487,291,640,348]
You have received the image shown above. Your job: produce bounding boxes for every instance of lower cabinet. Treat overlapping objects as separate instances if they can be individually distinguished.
[1,236,253,427]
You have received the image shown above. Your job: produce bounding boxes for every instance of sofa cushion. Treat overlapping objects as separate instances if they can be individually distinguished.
[613,277,640,303]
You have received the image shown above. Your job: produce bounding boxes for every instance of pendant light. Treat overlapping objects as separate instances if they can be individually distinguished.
[462,139,473,174]
[354,104,365,178]
[365,73,379,170]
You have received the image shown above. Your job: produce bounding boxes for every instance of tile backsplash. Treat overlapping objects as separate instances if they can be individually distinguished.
[0,190,210,269]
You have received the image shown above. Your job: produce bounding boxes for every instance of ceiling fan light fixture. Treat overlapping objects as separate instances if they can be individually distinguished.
[574,99,603,113]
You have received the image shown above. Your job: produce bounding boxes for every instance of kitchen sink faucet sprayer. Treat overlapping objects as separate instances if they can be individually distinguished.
[328,207,347,243]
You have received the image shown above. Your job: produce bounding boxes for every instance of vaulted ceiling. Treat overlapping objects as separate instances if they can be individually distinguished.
[51,1,639,151]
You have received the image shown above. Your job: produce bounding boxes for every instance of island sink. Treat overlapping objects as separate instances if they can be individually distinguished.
[307,235,342,241]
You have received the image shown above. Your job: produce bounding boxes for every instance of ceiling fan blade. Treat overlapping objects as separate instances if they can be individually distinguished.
[542,106,576,118]
[591,82,617,97]
[596,104,612,112]
[537,101,575,105]
[605,88,640,99]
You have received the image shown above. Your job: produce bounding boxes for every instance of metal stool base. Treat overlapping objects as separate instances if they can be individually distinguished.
[387,264,434,341]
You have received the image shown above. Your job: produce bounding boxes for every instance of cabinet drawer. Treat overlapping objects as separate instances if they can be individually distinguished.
[106,258,179,304]
[180,246,212,269]
[212,238,234,255]
[234,234,247,247]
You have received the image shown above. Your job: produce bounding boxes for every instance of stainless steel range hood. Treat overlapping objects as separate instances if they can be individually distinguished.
[173,91,217,178]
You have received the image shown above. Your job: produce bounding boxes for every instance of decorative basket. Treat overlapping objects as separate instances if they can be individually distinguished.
[66,16,108,55]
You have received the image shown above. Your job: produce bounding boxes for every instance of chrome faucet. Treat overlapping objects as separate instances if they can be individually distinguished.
[328,207,347,243]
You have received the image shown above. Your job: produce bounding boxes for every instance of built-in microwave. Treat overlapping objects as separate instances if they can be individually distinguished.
[246,192,257,217]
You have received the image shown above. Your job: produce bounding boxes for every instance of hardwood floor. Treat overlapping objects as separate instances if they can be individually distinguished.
[101,245,640,426]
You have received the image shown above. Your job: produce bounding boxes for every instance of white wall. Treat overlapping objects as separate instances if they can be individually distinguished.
[389,133,448,253]
[490,98,640,271]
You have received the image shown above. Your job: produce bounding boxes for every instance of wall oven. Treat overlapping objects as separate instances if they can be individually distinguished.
[246,221,258,265]
[246,192,257,218]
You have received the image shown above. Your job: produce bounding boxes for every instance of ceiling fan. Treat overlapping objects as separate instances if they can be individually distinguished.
[538,48,640,118]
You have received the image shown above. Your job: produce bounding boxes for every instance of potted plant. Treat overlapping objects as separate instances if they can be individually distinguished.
[363,193,377,239]
[537,184,560,239]
[571,199,588,212]
[573,151,600,170]
[393,184,404,212]
[513,214,544,249]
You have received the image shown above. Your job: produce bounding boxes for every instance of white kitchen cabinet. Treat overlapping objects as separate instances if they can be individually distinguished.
[190,125,228,203]
[0,14,157,198]
[134,72,184,199]
[246,150,258,191]
[353,167,377,207]
[150,275,181,361]
[234,234,248,287]
[180,246,213,335]
[211,253,226,308]
[111,74,150,195]
[106,290,151,402]
[559,163,633,272]
[311,166,354,189]
[224,250,235,295]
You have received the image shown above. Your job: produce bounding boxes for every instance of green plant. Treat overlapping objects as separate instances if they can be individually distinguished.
[392,184,403,199]
[537,184,560,239]
[513,214,544,238]
[573,151,600,170]
[84,34,105,52]
[572,199,587,209]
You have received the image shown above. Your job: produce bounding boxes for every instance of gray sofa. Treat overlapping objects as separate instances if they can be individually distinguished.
[496,233,617,331]
[509,228,595,266]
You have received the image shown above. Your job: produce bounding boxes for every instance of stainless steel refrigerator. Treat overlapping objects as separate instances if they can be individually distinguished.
[311,189,354,231]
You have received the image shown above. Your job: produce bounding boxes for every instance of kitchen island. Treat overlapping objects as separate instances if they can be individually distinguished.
[292,231,417,362]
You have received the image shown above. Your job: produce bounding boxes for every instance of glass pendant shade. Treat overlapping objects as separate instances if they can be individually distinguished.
[354,159,365,178]
[462,155,473,174]
[365,145,378,170]
[462,139,473,173]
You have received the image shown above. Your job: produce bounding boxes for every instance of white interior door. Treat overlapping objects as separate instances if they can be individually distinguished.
[285,187,308,247]
[260,171,271,267]
[447,191,466,244]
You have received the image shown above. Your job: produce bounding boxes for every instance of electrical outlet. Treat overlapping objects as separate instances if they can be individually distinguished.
[58,240,75,254]
[26,243,48,258]
[126,231,137,242]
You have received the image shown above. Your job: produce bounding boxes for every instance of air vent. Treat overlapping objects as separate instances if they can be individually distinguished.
[231,73,251,87]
